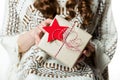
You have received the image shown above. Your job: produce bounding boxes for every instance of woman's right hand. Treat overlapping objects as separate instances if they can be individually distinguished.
[18,19,52,53]
[33,19,52,45]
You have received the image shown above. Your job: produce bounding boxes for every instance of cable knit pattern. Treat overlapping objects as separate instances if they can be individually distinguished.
[0,0,117,80]
[93,0,117,72]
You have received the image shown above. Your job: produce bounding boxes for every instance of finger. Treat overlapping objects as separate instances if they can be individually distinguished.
[77,54,85,63]
[41,19,53,26]
[37,25,46,33]
[41,21,47,27]
[82,50,91,57]
[86,43,95,53]
[87,45,95,53]
[45,19,53,25]
[82,50,87,54]
[37,19,53,33]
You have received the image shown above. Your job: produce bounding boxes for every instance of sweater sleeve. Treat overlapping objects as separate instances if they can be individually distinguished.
[0,35,20,65]
[92,2,118,72]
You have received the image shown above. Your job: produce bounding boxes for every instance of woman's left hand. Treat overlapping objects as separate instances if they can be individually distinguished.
[77,42,95,62]
[82,42,95,57]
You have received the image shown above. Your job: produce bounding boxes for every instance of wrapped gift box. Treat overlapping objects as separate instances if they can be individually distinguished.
[38,15,92,68]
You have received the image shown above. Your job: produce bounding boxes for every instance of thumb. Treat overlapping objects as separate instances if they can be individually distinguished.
[45,19,53,25]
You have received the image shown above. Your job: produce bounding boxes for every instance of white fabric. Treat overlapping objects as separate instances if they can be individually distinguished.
[0,35,19,80]
[0,35,19,65]
[0,0,117,80]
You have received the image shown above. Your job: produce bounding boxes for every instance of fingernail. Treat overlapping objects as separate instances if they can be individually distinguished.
[83,50,86,54]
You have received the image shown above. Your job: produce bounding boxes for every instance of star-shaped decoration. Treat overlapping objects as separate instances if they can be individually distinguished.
[43,19,68,42]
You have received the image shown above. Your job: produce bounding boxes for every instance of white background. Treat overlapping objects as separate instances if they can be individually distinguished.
[0,0,120,80]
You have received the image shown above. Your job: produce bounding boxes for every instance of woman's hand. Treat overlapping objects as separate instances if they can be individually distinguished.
[77,42,95,62]
[18,19,52,53]
[82,42,95,57]
[33,19,52,45]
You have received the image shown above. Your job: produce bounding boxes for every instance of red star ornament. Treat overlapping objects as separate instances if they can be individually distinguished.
[43,19,68,42]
